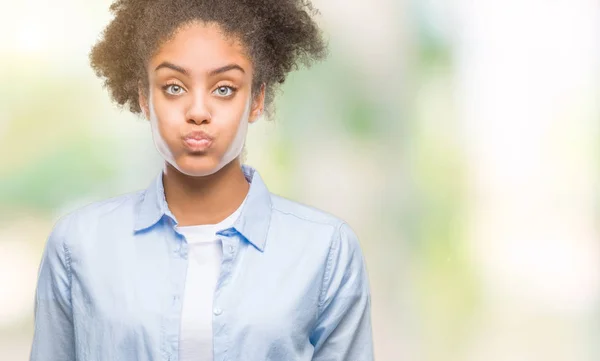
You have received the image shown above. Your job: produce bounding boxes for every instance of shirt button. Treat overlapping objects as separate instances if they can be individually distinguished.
[213,307,223,316]
[228,245,234,253]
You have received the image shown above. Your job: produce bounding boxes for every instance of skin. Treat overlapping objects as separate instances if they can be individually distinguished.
[138,21,265,226]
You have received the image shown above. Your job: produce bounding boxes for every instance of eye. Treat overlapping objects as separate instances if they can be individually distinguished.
[163,84,185,96]
[213,86,236,97]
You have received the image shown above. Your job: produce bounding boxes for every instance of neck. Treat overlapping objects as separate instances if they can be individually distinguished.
[162,159,249,227]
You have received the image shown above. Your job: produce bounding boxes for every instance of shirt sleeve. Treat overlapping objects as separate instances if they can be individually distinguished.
[310,222,375,361]
[30,215,76,361]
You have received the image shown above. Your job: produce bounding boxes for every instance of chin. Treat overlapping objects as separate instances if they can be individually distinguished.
[171,155,224,177]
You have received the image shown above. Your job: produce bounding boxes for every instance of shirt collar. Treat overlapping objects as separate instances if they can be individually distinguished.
[134,164,272,252]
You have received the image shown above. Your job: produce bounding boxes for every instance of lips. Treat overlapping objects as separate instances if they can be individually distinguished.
[182,130,214,151]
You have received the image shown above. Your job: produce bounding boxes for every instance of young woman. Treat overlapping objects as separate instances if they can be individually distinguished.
[30,0,374,360]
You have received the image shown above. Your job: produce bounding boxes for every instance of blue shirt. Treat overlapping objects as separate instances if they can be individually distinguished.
[30,165,374,361]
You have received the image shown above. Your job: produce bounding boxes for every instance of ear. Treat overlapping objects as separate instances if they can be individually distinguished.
[248,83,266,123]
[138,83,150,120]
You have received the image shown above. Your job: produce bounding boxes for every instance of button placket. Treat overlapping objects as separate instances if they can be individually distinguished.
[213,232,244,361]
[214,238,229,320]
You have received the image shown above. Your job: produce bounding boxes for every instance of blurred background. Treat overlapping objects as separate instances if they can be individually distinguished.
[1,0,600,360]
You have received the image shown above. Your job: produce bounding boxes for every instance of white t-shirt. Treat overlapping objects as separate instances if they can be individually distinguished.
[176,198,246,361]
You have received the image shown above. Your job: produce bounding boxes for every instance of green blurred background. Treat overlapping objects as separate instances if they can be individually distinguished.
[1,0,599,360]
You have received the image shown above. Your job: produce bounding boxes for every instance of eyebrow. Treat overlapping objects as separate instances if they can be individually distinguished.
[155,62,189,76]
[209,64,245,76]
[154,62,245,76]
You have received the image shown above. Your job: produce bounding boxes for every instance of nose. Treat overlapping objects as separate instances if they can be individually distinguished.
[185,93,211,125]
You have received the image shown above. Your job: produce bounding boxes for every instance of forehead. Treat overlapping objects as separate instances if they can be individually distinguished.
[150,21,251,74]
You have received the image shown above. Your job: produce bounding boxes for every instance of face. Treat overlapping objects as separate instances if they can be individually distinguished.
[139,21,264,177]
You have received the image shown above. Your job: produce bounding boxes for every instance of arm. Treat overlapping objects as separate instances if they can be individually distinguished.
[30,215,76,361]
[310,223,374,361]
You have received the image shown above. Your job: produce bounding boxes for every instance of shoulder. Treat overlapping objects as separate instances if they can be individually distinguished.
[267,195,369,305]
[268,194,362,251]
[270,194,344,228]
[65,191,143,227]
[64,190,143,220]
[49,190,144,245]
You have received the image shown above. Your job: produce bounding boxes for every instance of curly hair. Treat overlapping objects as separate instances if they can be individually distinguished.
[89,0,328,118]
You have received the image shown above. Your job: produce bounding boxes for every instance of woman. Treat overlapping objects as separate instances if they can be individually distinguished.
[30,0,374,360]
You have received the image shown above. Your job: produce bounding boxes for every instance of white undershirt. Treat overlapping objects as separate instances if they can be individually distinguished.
[176,199,246,361]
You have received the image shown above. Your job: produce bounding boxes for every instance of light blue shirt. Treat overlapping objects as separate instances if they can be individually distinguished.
[30,165,374,361]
